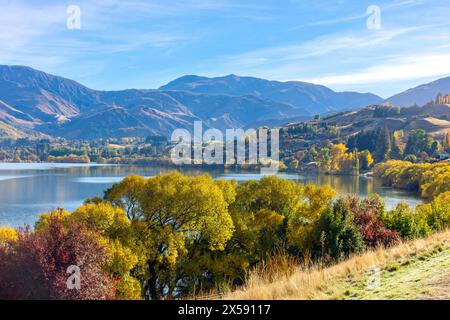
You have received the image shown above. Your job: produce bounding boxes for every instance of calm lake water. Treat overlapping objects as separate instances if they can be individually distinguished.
[0,162,423,227]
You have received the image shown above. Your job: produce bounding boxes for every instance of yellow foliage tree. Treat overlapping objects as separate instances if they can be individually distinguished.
[0,227,18,246]
[105,172,235,299]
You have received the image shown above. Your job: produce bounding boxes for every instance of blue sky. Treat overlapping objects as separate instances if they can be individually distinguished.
[1,0,450,98]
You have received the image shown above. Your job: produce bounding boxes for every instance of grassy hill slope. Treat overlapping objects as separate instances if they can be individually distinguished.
[0,120,26,138]
[226,230,450,300]
[314,104,450,137]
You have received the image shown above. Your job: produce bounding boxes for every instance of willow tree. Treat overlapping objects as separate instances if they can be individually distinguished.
[105,172,234,299]
[227,177,335,266]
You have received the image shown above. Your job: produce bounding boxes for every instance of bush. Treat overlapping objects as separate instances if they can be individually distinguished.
[417,192,450,231]
[346,195,401,248]
[0,219,114,300]
[382,202,430,240]
[329,195,400,248]
[404,154,417,163]
[354,210,401,247]
[308,199,366,261]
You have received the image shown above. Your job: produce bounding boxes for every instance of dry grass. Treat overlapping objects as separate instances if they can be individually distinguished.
[224,230,450,300]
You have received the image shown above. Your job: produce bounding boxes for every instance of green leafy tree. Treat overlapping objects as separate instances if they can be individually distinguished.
[305,199,365,261]
[404,129,433,156]
[381,202,430,240]
[374,127,391,162]
[430,141,442,156]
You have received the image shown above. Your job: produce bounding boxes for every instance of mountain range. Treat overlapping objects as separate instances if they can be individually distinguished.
[385,77,450,107]
[0,65,448,139]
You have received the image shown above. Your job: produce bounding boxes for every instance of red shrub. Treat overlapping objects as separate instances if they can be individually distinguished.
[0,218,115,300]
[353,210,401,248]
[342,195,401,248]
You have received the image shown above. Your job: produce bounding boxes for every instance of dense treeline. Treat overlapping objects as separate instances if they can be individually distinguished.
[283,122,340,140]
[315,143,373,174]
[3,128,449,176]
[348,128,449,162]
[0,136,170,163]
[284,127,450,172]
[374,161,450,199]
[288,142,373,174]
[1,172,449,300]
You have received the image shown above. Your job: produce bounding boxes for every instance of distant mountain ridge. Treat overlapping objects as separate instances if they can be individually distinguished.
[385,76,450,107]
[160,74,383,114]
[0,65,448,140]
[0,65,384,139]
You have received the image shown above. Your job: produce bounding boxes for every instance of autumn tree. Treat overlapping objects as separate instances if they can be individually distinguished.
[35,204,143,300]
[217,177,335,287]
[316,143,374,174]
[0,227,18,246]
[105,172,234,299]
[70,203,142,299]
[104,175,146,220]
[330,144,348,173]
[338,194,400,248]
[359,150,374,171]
[0,218,114,300]
[229,176,304,261]
[390,130,405,159]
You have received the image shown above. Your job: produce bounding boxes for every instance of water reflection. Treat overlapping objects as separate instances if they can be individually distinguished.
[0,163,422,227]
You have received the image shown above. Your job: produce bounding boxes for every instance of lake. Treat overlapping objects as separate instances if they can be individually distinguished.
[0,162,423,227]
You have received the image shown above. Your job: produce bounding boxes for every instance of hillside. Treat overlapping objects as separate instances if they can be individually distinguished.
[0,120,26,139]
[285,102,450,139]
[278,101,450,163]
[386,76,450,107]
[0,65,383,140]
[226,230,450,300]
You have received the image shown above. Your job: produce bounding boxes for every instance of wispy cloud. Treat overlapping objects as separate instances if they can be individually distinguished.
[224,27,415,65]
[0,0,203,72]
[204,26,421,77]
[0,2,65,50]
[197,13,450,96]
[306,53,450,86]
[292,0,428,30]
[305,13,366,27]
[384,0,427,10]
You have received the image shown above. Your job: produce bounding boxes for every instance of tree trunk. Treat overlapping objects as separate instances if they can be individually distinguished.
[147,261,159,300]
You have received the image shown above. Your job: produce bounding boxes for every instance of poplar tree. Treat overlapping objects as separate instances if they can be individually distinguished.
[374,127,391,162]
